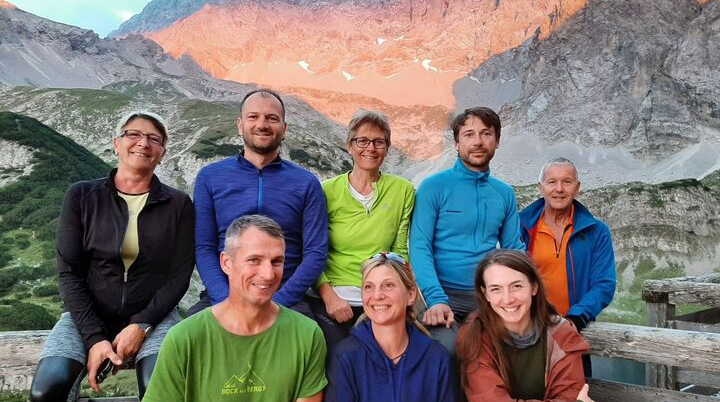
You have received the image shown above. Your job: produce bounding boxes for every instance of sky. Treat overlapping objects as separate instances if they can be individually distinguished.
[9,0,151,37]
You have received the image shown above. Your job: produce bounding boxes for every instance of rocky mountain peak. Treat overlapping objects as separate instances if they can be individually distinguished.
[130,0,588,160]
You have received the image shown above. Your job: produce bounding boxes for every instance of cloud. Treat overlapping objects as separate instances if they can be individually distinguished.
[111,9,135,22]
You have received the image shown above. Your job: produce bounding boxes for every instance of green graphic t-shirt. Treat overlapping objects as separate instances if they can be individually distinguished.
[143,307,327,402]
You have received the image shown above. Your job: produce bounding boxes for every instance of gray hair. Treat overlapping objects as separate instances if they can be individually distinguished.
[114,111,168,145]
[346,109,391,147]
[224,214,284,253]
[538,157,578,183]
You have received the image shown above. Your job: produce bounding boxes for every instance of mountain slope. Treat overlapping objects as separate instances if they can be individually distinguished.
[0,4,354,190]
[0,83,353,191]
[0,111,111,329]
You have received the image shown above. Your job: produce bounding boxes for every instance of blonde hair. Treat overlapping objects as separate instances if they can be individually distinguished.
[356,254,429,336]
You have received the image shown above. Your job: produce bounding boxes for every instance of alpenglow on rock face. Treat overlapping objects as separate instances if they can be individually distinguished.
[114,0,590,160]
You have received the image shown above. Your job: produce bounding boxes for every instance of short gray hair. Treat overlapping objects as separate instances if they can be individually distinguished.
[224,215,284,253]
[538,157,578,183]
[115,111,168,145]
[346,109,391,147]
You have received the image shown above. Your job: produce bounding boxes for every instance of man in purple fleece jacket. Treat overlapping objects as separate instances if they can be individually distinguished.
[188,89,328,317]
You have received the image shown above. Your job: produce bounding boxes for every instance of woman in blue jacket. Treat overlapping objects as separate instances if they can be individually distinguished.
[326,252,456,402]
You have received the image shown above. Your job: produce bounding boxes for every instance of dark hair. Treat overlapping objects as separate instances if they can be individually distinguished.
[451,107,501,142]
[239,89,286,120]
[456,250,558,390]
[355,254,429,336]
[346,109,392,148]
[224,214,284,254]
[116,111,168,145]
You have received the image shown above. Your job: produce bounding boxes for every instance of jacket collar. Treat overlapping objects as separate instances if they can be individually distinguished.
[351,320,431,370]
[521,198,596,234]
[105,168,168,202]
[236,150,282,170]
[452,158,490,183]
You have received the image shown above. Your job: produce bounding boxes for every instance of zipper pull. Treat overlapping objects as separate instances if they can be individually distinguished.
[124,271,128,283]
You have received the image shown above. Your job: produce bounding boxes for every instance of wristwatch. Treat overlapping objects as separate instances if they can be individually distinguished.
[136,323,153,338]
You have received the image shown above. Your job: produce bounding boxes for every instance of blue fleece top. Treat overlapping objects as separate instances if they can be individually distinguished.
[410,159,524,307]
[194,154,328,306]
[520,198,616,322]
[326,320,456,402]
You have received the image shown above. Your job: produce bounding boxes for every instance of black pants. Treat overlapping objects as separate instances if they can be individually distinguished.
[29,354,157,401]
[308,296,364,354]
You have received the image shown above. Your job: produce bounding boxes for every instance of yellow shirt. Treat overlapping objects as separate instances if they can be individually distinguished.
[529,207,574,315]
[118,192,149,271]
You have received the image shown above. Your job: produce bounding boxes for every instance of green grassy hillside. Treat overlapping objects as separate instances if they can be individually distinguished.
[0,111,110,330]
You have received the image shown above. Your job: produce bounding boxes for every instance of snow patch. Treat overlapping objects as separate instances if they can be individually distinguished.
[421,59,438,72]
[376,37,387,45]
[297,60,313,74]
[342,70,355,81]
[385,73,397,79]
[394,35,405,41]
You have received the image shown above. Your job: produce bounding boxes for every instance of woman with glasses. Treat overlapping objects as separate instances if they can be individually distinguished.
[325,253,455,402]
[310,109,415,351]
[456,250,593,402]
[29,111,194,402]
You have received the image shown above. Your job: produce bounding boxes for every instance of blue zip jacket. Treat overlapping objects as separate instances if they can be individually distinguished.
[520,198,616,322]
[410,159,524,307]
[326,320,456,402]
[194,154,328,306]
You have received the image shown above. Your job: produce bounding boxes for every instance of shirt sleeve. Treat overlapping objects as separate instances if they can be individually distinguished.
[298,325,329,398]
[324,348,354,402]
[389,183,415,261]
[130,194,195,325]
[194,169,230,305]
[273,177,328,307]
[409,181,448,307]
[57,183,109,350]
[141,328,187,402]
[566,222,616,321]
[498,187,525,251]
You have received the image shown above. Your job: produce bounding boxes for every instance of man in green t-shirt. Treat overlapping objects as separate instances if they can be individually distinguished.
[143,215,327,402]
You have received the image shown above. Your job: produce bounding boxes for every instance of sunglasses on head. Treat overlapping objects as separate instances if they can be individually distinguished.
[370,251,406,265]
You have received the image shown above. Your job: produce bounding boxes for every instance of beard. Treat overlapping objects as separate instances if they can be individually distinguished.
[242,130,283,155]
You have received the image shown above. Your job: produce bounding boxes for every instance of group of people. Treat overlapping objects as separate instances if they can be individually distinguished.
[28,88,617,402]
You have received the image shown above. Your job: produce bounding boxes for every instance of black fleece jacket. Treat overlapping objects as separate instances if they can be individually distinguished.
[56,169,195,351]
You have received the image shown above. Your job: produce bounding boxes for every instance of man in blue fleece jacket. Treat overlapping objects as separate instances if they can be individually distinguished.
[189,89,328,316]
[410,107,524,354]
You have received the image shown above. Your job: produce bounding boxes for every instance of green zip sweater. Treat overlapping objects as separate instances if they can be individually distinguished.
[318,172,415,287]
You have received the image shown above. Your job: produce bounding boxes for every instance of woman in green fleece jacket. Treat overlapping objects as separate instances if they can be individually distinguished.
[309,109,415,351]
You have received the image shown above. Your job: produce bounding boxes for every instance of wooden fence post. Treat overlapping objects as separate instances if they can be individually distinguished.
[644,291,676,389]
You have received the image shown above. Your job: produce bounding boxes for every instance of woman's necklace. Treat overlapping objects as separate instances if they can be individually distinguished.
[388,348,407,363]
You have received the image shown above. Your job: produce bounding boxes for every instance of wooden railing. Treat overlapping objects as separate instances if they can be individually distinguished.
[643,273,720,391]
[583,321,720,401]
[580,273,720,401]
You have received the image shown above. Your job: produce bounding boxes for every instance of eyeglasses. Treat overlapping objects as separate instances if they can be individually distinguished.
[121,130,165,146]
[352,138,387,149]
[371,252,406,265]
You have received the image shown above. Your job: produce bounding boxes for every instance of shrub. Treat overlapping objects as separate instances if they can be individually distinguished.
[33,283,59,297]
[0,302,55,330]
